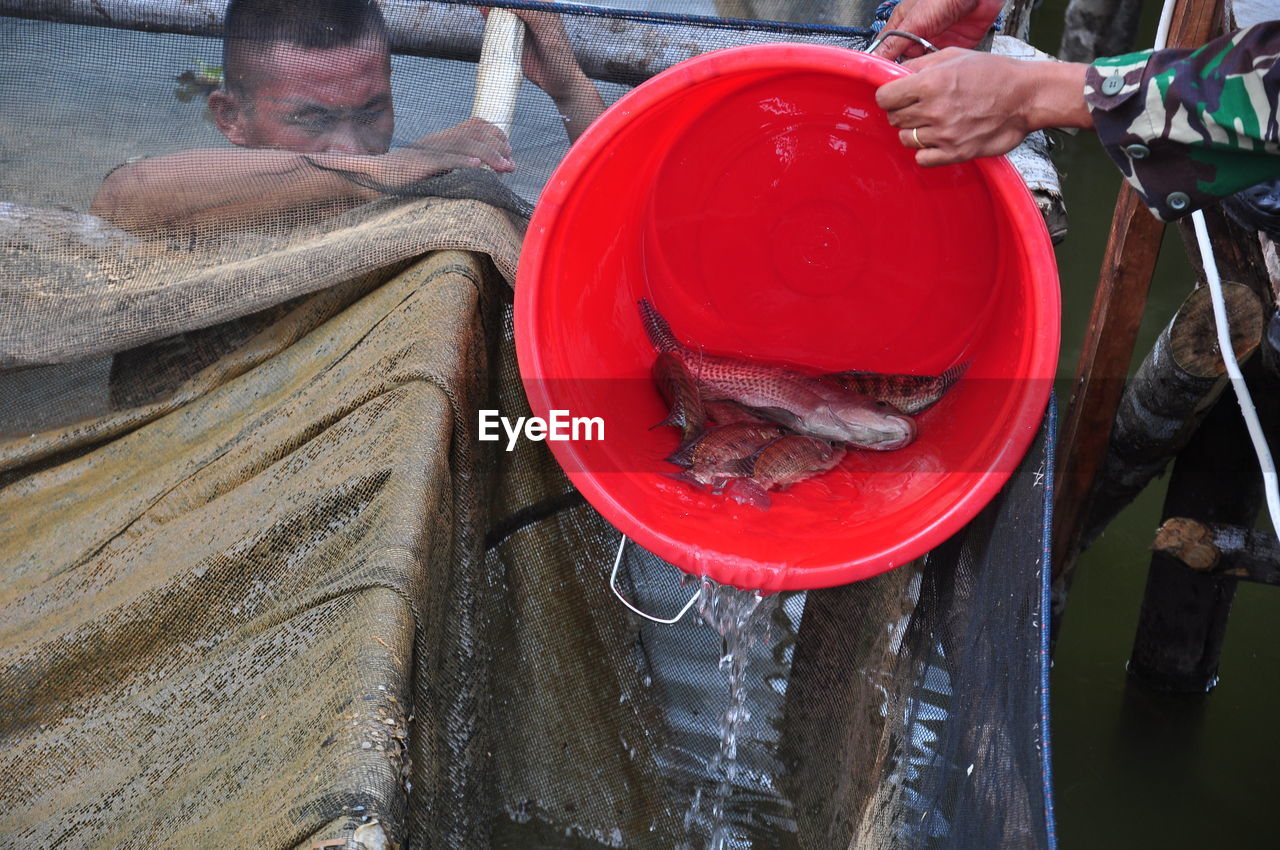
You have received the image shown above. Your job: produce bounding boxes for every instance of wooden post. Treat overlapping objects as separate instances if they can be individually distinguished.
[1050,0,1224,622]
[1126,372,1259,692]
[1128,285,1280,691]
[1177,205,1276,311]
[1058,0,1143,62]
[1000,0,1037,41]
[1153,517,1280,585]
[1080,282,1263,547]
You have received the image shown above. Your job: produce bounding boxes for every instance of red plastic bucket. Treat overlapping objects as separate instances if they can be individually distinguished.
[515,44,1059,592]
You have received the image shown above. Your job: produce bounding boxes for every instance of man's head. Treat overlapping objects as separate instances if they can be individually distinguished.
[208,0,394,154]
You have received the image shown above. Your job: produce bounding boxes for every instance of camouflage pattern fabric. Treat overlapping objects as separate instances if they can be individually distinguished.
[1084,22,1280,221]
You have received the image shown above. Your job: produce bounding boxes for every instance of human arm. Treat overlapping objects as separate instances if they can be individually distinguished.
[1085,22,1280,220]
[875,49,1093,166]
[871,0,1003,61]
[876,23,1280,220]
[90,117,513,235]
[501,7,605,142]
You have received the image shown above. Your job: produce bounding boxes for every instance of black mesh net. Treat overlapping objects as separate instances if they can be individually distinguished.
[0,2,1055,848]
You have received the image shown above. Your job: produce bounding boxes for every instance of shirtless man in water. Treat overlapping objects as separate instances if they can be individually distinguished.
[90,0,604,234]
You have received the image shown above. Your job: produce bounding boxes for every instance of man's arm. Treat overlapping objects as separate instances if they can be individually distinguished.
[91,148,377,234]
[871,0,1004,61]
[875,22,1280,219]
[875,49,1092,166]
[91,117,514,235]
[1085,22,1280,220]
[508,8,606,142]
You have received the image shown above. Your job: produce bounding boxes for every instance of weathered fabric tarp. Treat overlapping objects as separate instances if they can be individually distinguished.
[0,238,512,847]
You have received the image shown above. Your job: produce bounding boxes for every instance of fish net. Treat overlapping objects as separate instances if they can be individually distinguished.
[0,1,1055,848]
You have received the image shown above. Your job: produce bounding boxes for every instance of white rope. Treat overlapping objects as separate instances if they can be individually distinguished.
[1190,211,1280,530]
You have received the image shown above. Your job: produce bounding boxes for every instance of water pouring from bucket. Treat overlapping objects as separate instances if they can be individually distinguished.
[515,43,1059,594]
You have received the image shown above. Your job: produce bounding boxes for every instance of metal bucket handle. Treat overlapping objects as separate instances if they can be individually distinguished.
[609,535,700,624]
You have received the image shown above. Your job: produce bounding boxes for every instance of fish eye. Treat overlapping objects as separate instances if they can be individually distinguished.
[875,400,889,407]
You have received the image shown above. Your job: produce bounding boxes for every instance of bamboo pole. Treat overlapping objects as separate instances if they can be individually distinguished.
[1050,0,1224,615]
[0,0,869,86]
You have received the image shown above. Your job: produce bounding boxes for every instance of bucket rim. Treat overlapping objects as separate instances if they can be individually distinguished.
[515,43,1060,591]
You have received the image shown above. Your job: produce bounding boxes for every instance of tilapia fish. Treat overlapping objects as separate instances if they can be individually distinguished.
[821,361,969,415]
[638,298,915,450]
[723,436,848,509]
[651,351,707,446]
[703,398,771,426]
[667,422,785,489]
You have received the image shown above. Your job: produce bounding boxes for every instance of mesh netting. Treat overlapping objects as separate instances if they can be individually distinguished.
[0,2,1054,848]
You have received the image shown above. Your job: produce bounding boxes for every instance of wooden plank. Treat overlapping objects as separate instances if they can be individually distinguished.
[1051,185,1164,590]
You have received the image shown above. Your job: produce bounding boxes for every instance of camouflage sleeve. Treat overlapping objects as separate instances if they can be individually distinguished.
[1084,22,1280,221]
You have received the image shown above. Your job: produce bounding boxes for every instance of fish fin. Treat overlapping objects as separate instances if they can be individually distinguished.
[666,440,698,467]
[665,470,706,488]
[939,360,971,390]
[649,409,683,432]
[637,298,680,352]
[724,478,771,510]
[717,457,757,479]
[750,406,804,430]
[910,360,971,414]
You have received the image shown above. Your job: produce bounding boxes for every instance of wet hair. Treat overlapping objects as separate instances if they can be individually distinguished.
[222,0,390,94]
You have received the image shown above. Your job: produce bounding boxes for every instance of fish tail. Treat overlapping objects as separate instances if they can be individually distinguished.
[940,360,971,391]
[638,298,680,353]
[666,469,711,491]
[666,439,698,467]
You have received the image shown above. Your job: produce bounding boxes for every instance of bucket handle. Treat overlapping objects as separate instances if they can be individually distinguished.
[864,29,940,57]
[609,535,700,625]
